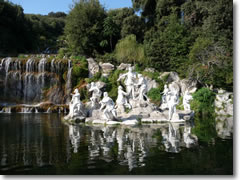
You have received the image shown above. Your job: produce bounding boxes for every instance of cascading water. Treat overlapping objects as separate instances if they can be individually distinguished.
[0,56,71,105]
[4,58,12,96]
[65,60,72,103]
[38,58,47,88]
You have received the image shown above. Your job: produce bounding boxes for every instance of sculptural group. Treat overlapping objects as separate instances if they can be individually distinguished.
[64,66,194,123]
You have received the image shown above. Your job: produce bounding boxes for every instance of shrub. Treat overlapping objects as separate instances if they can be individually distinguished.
[71,57,88,87]
[191,87,216,115]
[147,88,162,106]
[115,34,147,65]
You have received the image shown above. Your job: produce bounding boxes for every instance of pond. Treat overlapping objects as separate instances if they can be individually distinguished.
[0,113,233,175]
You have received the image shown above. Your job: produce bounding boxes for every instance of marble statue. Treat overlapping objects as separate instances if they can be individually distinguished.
[167,91,179,121]
[89,82,102,108]
[162,84,170,104]
[135,74,148,102]
[116,86,131,109]
[64,88,86,120]
[183,89,193,111]
[100,92,117,121]
[117,67,137,99]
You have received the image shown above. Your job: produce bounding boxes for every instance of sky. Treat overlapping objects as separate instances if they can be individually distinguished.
[9,0,132,15]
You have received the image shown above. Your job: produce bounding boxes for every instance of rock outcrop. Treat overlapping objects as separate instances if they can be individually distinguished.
[87,58,100,78]
[99,62,115,77]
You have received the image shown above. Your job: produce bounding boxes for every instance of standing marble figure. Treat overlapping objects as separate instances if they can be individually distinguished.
[117,67,137,99]
[89,82,102,108]
[167,91,179,120]
[183,90,193,111]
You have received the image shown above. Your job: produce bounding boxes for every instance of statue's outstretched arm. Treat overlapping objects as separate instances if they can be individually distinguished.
[117,73,127,81]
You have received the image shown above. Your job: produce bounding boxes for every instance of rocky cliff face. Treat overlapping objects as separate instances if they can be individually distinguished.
[0,56,72,104]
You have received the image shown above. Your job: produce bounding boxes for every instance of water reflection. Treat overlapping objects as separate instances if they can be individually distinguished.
[65,121,198,171]
[215,116,233,139]
[0,113,233,174]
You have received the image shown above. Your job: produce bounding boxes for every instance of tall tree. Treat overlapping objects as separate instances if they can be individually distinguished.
[101,16,119,51]
[64,0,106,56]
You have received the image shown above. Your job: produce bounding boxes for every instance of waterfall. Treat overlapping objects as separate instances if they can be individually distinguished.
[46,107,51,113]
[24,73,36,103]
[2,107,11,113]
[26,58,35,73]
[38,58,47,87]
[0,58,5,70]
[4,58,12,96]
[51,59,55,73]
[35,107,39,113]
[21,107,31,113]
[65,60,72,103]
[0,56,70,104]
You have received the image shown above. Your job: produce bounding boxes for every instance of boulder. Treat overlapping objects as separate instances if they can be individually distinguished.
[145,76,158,92]
[117,63,131,70]
[179,78,198,96]
[159,72,180,83]
[215,91,233,116]
[99,62,115,77]
[144,67,155,73]
[87,58,100,78]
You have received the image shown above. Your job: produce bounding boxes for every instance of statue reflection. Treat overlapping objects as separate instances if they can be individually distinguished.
[183,122,198,148]
[162,123,180,153]
[66,122,199,171]
[68,124,81,153]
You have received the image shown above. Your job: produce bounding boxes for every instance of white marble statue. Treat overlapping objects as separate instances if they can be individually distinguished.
[183,89,193,111]
[135,74,148,102]
[116,86,132,109]
[162,84,170,104]
[100,92,117,121]
[117,67,137,99]
[89,82,102,108]
[167,91,179,121]
[65,88,86,120]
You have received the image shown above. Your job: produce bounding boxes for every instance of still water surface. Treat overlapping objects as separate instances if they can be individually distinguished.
[0,113,233,175]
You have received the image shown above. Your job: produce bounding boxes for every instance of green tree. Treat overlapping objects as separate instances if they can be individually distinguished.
[115,34,146,65]
[101,16,119,51]
[64,0,106,56]
[144,14,192,76]
[121,14,145,42]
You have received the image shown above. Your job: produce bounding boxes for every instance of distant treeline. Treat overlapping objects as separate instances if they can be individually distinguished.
[0,0,66,56]
[0,0,233,91]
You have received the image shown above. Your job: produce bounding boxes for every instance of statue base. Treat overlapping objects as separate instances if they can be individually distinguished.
[63,114,86,123]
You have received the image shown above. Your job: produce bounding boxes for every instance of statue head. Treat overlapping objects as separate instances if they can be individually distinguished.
[118,86,123,90]
[128,66,133,72]
[74,89,79,94]
[103,92,108,97]
[91,82,95,87]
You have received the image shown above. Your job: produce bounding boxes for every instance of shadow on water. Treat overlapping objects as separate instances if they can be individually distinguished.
[0,113,233,175]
